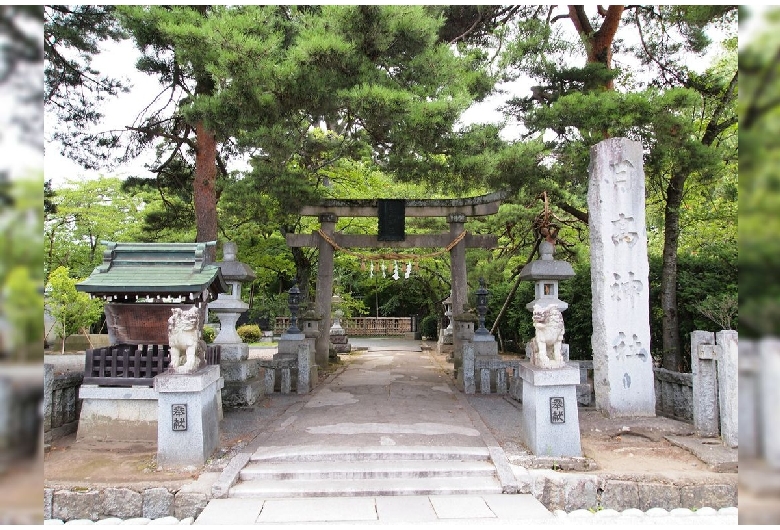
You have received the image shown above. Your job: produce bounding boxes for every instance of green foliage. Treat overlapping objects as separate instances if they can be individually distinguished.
[739,7,780,336]
[236,323,261,343]
[0,178,46,360]
[420,314,438,340]
[202,326,216,344]
[45,266,104,354]
[45,177,158,279]
[697,293,738,331]
[2,267,44,360]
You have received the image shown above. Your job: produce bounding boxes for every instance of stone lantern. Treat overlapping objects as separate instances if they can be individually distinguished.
[329,292,351,355]
[209,242,261,408]
[437,292,454,356]
[517,239,582,458]
[210,242,256,344]
[519,240,575,313]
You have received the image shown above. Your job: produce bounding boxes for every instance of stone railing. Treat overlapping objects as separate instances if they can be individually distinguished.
[461,344,523,399]
[1,367,42,455]
[257,343,315,395]
[44,368,84,444]
[275,317,412,336]
[653,367,693,423]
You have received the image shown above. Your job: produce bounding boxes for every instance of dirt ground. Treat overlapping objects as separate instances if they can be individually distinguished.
[45,346,736,491]
[1,456,44,524]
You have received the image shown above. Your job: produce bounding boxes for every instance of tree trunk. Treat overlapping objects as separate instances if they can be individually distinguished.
[568,5,624,90]
[192,5,219,262]
[661,169,686,371]
[194,121,218,262]
[290,246,313,306]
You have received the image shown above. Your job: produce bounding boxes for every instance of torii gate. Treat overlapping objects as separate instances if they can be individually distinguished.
[286,192,504,367]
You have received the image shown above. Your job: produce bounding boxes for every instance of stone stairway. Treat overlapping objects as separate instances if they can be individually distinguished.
[228,446,504,498]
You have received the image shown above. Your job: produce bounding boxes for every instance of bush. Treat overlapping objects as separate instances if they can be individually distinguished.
[237,324,261,343]
[420,314,439,340]
[202,326,216,344]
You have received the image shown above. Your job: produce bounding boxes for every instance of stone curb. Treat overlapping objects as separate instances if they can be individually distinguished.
[44,487,205,522]
[527,471,737,512]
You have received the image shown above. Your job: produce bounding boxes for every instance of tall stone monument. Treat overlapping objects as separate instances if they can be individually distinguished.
[588,138,655,417]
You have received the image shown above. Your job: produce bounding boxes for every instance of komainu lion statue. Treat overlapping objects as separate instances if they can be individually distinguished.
[529,303,566,369]
[168,306,206,374]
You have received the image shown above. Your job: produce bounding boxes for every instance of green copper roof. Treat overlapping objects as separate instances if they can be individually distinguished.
[76,241,227,296]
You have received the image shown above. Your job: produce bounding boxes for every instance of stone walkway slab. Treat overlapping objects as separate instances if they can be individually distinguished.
[429,495,497,519]
[193,498,263,525]
[374,496,438,523]
[255,498,378,523]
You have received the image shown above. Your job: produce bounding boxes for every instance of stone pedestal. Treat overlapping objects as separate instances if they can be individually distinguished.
[437,329,454,357]
[277,332,305,358]
[453,313,476,372]
[301,312,322,363]
[77,386,158,442]
[329,312,351,354]
[473,334,498,392]
[155,365,222,469]
[218,342,264,408]
[519,362,581,457]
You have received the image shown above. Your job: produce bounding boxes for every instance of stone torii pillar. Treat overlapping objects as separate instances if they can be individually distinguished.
[315,214,337,368]
[448,213,467,367]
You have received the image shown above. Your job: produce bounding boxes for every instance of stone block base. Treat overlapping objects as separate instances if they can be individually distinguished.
[155,366,222,469]
[330,333,351,354]
[217,343,248,362]
[277,335,305,356]
[331,342,352,354]
[221,380,264,408]
[577,384,592,406]
[77,386,157,442]
[219,359,260,383]
[519,361,581,457]
[473,337,498,356]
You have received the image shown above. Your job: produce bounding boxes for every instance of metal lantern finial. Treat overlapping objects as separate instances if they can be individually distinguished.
[475,277,489,335]
[287,282,302,334]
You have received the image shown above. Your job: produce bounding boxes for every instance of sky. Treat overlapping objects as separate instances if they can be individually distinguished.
[43,6,740,189]
[43,37,521,189]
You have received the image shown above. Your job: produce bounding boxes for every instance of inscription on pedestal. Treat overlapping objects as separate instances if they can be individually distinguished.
[550,397,565,424]
[171,404,187,431]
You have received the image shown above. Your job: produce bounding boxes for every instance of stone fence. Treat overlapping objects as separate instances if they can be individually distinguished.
[691,330,738,447]
[275,317,412,336]
[0,366,42,456]
[740,338,779,467]
[44,367,83,444]
[258,342,315,395]
[653,368,693,423]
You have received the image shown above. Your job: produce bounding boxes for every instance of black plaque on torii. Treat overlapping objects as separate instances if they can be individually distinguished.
[377,199,405,241]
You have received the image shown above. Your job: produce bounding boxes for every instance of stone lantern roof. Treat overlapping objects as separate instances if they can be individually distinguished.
[214,242,256,283]
[518,241,575,281]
